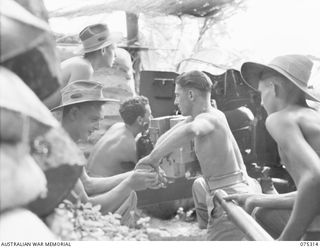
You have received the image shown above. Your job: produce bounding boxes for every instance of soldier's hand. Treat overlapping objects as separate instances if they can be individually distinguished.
[127,169,158,191]
[224,193,260,214]
[147,167,168,189]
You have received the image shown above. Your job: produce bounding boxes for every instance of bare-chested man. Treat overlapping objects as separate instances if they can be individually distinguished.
[87,96,152,177]
[52,81,158,226]
[225,55,320,240]
[43,24,120,110]
[61,23,119,85]
[136,70,261,240]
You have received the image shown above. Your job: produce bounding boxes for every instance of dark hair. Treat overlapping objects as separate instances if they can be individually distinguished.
[175,70,212,92]
[119,96,149,125]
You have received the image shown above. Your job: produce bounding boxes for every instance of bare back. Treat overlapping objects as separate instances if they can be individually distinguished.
[298,107,320,153]
[194,108,245,179]
[61,57,93,85]
[87,123,137,177]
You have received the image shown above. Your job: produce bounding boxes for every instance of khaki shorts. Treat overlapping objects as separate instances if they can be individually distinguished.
[192,176,261,241]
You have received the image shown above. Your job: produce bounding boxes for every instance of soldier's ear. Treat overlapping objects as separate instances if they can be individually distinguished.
[188,89,194,101]
[69,106,80,121]
[136,116,144,126]
[272,83,280,97]
[101,47,106,55]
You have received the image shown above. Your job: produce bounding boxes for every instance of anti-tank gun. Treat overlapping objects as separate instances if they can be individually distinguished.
[136,115,199,218]
[148,115,200,180]
[136,68,294,218]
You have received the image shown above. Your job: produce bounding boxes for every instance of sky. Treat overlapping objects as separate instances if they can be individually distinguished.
[44,0,127,35]
[45,0,320,59]
[44,0,320,87]
[226,0,320,62]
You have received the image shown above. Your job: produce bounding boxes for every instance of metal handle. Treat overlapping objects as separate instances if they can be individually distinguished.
[154,78,175,85]
[214,189,274,241]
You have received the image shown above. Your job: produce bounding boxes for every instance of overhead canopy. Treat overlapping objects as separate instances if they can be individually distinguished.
[46,0,320,91]
[49,0,244,18]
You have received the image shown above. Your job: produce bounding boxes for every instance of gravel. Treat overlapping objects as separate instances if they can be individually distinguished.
[46,200,206,241]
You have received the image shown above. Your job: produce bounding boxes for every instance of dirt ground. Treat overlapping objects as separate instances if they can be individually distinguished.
[147,216,207,241]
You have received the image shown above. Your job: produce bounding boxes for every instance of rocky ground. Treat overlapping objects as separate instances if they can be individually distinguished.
[46,200,207,241]
[147,216,206,241]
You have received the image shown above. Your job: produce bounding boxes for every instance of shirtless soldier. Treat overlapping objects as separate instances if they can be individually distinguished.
[61,23,119,85]
[88,96,152,177]
[136,70,261,240]
[52,80,158,225]
[43,24,121,109]
[226,55,320,240]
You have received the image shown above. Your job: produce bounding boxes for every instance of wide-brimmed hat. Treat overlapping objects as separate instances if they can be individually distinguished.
[51,80,119,111]
[0,67,85,216]
[241,54,320,102]
[0,0,51,62]
[1,0,62,101]
[77,23,122,54]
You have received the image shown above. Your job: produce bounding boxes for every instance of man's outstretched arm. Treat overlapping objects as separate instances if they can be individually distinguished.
[87,170,158,213]
[138,114,215,167]
[81,169,133,196]
[154,116,192,149]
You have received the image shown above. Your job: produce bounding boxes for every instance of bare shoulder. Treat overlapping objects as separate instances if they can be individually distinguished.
[265,111,295,135]
[99,123,126,143]
[267,107,320,130]
[108,122,125,132]
[265,107,319,144]
[61,57,92,77]
[109,123,136,148]
[91,124,135,160]
[266,112,285,128]
[298,107,320,124]
[62,57,87,67]
[119,131,136,148]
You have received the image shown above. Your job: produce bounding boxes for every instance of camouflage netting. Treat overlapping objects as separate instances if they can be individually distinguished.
[49,0,248,74]
[50,0,244,18]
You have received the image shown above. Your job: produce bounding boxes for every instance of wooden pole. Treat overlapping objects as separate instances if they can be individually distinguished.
[125,12,141,94]
[126,12,139,44]
[214,189,274,241]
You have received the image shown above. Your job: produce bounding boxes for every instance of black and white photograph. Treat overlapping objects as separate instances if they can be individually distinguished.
[0,0,320,245]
